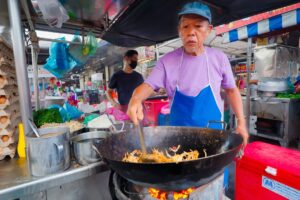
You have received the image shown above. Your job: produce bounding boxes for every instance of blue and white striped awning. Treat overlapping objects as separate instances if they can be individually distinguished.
[223,9,300,43]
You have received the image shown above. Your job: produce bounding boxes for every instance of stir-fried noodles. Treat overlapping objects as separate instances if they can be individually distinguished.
[122,145,207,163]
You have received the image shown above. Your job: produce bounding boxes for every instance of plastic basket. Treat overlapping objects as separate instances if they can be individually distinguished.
[143,99,169,126]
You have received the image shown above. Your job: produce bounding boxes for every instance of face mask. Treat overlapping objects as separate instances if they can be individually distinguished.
[129,60,138,69]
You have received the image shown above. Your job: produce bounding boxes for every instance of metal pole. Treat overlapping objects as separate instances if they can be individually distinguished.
[38,37,82,45]
[105,66,109,89]
[31,46,40,109]
[155,44,159,61]
[8,0,32,134]
[245,38,252,130]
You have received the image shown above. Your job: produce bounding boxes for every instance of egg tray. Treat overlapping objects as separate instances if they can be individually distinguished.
[0,127,15,137]
[0,37,13,60]
[0,144,16,160]
[0,89,19,107]
[0,107,21,129]
[0,74,17,89]
[0,61,16,76]
[0,134,15,148]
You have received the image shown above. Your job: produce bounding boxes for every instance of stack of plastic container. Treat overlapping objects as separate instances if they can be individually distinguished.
[0,37,21,160]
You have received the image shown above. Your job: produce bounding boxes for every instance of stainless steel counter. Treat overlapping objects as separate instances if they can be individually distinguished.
[0,158,109,200]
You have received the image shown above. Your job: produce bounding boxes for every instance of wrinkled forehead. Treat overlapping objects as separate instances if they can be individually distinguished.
[179,14,209,25]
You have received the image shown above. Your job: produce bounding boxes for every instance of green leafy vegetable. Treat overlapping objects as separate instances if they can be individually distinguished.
[33,108,63,127]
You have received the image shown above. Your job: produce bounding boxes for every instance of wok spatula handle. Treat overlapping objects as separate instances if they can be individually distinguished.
[137,122,147,154]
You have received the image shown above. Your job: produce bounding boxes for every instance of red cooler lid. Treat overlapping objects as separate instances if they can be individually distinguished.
[237,142,300,187]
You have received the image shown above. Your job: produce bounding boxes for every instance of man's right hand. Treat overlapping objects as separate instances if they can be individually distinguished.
[127,83,155,125]
[127,97,144,125]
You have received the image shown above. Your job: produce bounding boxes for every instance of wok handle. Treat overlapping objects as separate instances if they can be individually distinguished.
[92,145,103,160]
[54,143,64,165]
[206,120,227,131]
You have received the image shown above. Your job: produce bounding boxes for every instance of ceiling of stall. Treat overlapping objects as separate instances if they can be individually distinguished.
[26,0,133,37]
[26,0,298,47]
[22,0,299,80]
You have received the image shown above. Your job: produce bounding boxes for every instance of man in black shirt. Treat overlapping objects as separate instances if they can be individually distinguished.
[107,50,144,113]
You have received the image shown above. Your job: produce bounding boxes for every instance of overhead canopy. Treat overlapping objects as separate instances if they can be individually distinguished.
[223,8,300,43]
[102,0,298,47]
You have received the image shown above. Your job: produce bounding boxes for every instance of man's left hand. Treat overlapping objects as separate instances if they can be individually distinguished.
[235,119,249,147]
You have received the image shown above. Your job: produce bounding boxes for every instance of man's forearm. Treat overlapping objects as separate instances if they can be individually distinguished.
[131,83,154,103]
[106,90,118,105]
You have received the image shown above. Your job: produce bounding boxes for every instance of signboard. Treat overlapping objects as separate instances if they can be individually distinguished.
[27,65,55,78]
[136,46,156,61]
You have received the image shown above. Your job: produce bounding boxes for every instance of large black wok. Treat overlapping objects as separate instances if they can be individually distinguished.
[99,126,242,191]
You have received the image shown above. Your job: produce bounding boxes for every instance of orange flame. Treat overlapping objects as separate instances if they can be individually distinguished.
[148,187,195,200]
[173,188,195,200]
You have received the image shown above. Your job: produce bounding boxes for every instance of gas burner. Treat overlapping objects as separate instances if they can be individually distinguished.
[109,171,228,200]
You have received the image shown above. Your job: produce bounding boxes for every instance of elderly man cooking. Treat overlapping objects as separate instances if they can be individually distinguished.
[126,2,248,197]
[127,2,248,146]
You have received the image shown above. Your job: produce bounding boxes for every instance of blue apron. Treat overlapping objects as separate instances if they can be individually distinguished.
[169,49,222,129]
[169,48,228,188]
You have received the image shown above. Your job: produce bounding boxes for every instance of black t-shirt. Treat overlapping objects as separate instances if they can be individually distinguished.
[109,70,144,105]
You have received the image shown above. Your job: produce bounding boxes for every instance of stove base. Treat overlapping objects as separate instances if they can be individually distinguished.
[111,171,229,200]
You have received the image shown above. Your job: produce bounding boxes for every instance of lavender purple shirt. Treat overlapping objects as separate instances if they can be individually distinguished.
[145,47,236,113]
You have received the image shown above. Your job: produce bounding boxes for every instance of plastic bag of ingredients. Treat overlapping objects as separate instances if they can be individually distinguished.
[106,107,130,121]
[82,32,98,56]
[87,114,113,129]
[63,102,83,120]
[48,104,70,122]
[36,0,69,28]
[83,114,99,125]
[68,34,90,64]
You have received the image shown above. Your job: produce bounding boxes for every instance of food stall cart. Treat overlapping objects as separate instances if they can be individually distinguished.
[0,0,298,200]
[220,3,300,148]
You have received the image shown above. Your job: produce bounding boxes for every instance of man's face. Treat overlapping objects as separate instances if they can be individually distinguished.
[125,54,138,65]
[178,14,212,55]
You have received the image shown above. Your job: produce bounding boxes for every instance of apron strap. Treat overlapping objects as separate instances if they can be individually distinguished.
[204,51,211,84]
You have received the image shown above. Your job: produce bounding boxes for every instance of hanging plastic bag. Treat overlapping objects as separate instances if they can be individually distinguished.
[68,34,90,64]
[52,38,69,70]
[82,32,98,56]
[44,37,77,78]
[36,0,69,28]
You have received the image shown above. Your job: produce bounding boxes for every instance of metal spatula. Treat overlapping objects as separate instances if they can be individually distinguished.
[137,122,147,154]
[136,122,156,163]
